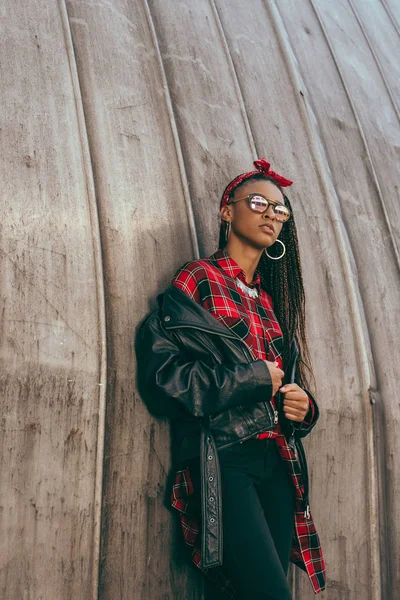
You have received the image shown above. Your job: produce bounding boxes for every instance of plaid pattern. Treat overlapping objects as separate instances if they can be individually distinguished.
[173,248,283,363]
[170,249,326,595]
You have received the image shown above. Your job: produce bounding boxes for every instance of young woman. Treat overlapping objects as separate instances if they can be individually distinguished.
[137,159,326,599]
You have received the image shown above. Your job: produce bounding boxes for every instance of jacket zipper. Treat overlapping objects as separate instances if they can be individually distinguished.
[165,322,278,425]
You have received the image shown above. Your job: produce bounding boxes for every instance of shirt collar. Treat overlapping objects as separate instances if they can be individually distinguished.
[210,248,261,289]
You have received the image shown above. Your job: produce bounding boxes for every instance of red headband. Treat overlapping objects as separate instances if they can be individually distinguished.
[220,158,293,209]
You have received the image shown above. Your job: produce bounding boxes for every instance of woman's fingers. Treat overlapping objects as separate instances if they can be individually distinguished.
[283,394,309,421]
[279,383,309,421]
[264,360,285,395]
[283,405,304,415]
[284,412,304,422]
[283,397,307,408]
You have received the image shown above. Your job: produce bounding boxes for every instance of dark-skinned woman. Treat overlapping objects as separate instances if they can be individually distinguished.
[137,159,326,599]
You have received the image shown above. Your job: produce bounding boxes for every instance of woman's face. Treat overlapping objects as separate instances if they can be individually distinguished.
[220,179,285,249]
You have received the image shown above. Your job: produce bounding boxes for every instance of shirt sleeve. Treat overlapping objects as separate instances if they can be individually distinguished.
[172,261,204,303]
[301,394,315,426]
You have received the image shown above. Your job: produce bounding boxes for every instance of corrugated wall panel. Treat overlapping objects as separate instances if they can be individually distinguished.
[0,1,105,598]
[1,1,398,598]
[349,0,400,120]
[382,0,400,32]
[64,0,202,598]
[147,0,259,255]
[275,3,400,596]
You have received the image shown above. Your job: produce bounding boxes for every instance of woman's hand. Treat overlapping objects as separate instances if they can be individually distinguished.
[279,383,309,422]
[264,360,285,396]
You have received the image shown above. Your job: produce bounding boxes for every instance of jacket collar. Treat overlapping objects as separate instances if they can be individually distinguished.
[158,284,239,338]
[158,248,262,335]
[157,283,298,373]
[210,249,261,290]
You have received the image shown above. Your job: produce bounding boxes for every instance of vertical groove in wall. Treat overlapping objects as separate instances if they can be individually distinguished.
[321,4,397,594]
[304,0,390,600]
[309,0,400,272]
[143,0,200,260]
[381,0,400,37]
[348,0,400,119]
[209,0,258,159]
[58,2,108,599]
[268,1,381,598]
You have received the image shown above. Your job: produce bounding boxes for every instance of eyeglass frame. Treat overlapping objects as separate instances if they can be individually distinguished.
[226,193,291,222]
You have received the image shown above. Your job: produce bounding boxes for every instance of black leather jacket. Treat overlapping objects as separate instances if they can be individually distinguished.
[137,284,319,568]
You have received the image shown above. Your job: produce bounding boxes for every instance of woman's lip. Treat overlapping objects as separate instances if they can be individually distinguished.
[259,225,274,234]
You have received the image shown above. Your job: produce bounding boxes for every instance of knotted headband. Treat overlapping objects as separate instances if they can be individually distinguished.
[220,158,293,209]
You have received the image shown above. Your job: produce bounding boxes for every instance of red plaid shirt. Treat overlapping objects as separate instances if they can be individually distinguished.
[170,249,326,596]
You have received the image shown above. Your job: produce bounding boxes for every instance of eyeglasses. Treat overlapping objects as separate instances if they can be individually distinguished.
[227,193,291,223]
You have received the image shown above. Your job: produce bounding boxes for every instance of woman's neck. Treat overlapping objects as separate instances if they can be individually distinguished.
[224,239,263,284]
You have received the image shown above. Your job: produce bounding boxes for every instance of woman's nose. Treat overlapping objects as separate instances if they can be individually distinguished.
[263,204,276,219]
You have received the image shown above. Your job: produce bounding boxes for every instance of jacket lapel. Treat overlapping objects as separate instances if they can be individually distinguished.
[159,285,240,339]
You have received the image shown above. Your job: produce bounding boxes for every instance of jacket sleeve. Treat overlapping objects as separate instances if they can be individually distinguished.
[136,311,273,419]
[292,388,320,438]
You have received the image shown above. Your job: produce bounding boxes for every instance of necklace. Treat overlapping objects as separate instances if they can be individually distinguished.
[235,277,259,299]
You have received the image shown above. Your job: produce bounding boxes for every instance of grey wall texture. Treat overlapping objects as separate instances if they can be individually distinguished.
[1,1,399,599]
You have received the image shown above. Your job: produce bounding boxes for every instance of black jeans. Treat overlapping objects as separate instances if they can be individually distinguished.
[199,437,296,600]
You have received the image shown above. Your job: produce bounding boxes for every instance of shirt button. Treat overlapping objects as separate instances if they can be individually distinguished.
[208,455,213,460]
[164,315,171,322]
[208,476,214,481]
[210,517,215,523]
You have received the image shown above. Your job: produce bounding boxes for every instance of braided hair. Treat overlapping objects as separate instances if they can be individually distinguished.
[218,173,316,392]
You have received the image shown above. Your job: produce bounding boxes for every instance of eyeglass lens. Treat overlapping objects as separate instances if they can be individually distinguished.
[249,195,290,222]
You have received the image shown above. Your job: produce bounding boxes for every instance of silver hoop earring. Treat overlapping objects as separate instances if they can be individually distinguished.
[224,221,231,245]
[265,238,286,260]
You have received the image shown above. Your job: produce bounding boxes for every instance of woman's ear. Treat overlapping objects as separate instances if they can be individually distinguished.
[220,206,232,223]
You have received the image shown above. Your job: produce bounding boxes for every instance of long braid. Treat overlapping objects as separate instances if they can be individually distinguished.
[218,174,316,392]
